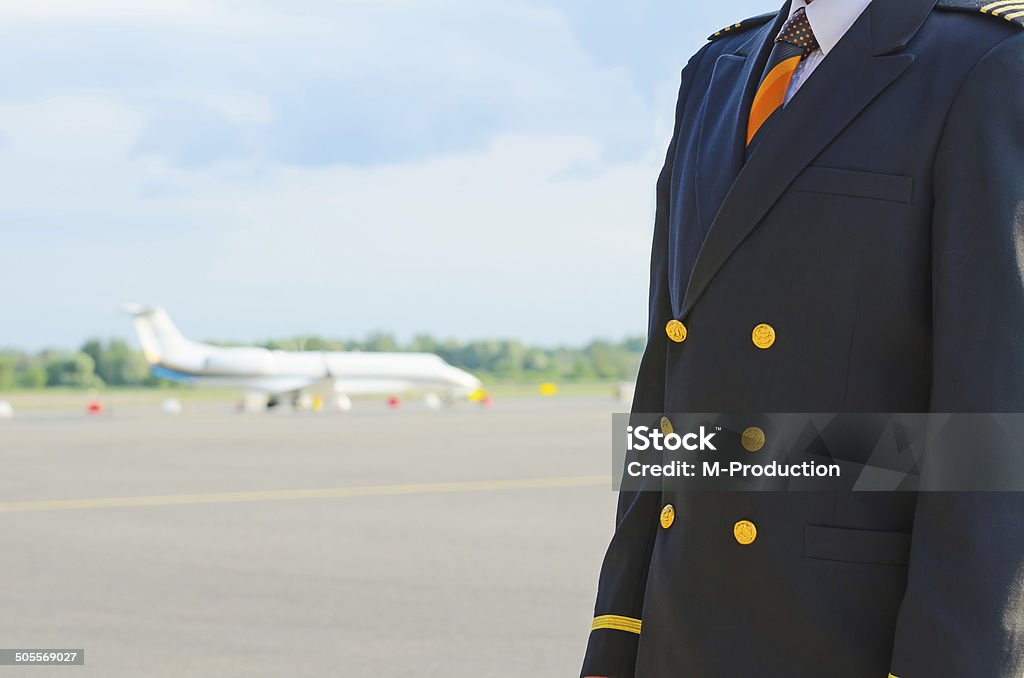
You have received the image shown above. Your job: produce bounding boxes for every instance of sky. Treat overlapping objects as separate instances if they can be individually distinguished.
[0,0,775,350]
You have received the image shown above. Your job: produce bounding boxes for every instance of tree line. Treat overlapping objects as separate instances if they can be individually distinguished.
[0,335,645,389]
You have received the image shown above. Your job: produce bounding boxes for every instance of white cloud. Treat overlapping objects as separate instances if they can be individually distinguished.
[0,0,216,22]
[0,0,673,347]
[0,92,661,347]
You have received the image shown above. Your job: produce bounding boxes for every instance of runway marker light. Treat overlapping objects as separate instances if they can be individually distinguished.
[539,382,558,396]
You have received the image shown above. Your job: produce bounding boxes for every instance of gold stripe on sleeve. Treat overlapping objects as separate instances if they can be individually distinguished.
[591,615,642,635]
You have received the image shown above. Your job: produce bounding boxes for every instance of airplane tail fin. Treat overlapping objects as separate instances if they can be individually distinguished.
[121,303,186,365]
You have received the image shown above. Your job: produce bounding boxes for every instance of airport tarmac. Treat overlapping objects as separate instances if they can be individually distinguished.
[0,396,619,677]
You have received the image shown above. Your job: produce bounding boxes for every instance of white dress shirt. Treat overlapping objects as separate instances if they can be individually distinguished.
[780,0,874,104]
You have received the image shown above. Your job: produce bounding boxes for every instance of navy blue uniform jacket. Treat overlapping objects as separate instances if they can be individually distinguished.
[582,1,1024,677]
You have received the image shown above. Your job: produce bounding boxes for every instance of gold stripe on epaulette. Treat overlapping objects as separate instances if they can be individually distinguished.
[591,614,642,634]
[713,24,730,37]
[992,4,1024,15]
[708,13,776,40]
[981,0,1024,17]
[713,22,745,38]
[981,0,1019,11]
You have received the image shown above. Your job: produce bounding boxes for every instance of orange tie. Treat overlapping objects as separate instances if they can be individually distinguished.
[746,7,820,146]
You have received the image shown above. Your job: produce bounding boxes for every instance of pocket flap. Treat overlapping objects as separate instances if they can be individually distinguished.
[791,166,913,204]
[803,525,911,565]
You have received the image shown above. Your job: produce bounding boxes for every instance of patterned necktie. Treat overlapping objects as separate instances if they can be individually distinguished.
[746,7,820,146]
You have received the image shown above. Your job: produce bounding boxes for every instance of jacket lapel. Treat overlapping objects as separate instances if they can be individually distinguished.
[680,0,933,319]
[693,12,786,240]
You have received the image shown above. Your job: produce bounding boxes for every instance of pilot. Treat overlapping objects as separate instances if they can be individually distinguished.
[582,1,1024,677]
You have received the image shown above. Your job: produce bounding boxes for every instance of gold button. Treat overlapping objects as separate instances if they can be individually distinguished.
[660,504,675,529]
[665,320,687,343]
[734,520,757,545]
[752,323,776,349]
[741,426,765,452]
[660,416,674,436]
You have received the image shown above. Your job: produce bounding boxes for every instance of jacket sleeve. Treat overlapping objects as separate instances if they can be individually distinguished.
[889,31,1024,678]
[580,48,705,678]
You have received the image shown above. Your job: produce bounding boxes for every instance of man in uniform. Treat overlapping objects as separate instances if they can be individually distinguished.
[581,1,1024,677]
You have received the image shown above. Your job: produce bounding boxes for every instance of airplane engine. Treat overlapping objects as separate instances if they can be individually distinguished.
[238,392,270,413]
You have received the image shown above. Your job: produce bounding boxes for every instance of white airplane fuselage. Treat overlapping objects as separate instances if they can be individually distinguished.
[125,305,482,403]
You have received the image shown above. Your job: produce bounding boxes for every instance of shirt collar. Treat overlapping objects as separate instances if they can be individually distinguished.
[782,0,873,56]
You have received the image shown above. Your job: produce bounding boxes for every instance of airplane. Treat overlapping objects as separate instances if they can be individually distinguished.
[123,304,484,411]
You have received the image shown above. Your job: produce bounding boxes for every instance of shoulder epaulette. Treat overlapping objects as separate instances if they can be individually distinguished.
[708,12,778,41]
[935,0,1024,29]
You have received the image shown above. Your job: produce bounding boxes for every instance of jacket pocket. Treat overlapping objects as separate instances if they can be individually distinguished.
[803,525,911,566]
[791,166,913,204]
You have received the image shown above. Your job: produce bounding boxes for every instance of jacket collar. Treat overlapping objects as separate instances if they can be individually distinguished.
[678,0,936,321]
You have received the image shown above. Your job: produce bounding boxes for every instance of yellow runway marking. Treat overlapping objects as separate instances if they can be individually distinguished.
[0,475,611,514]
